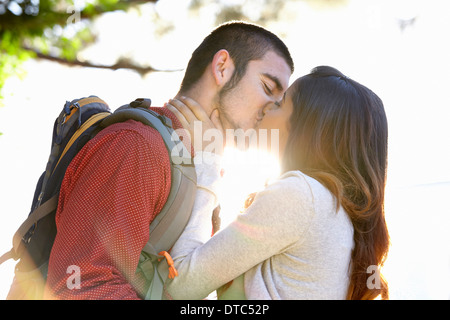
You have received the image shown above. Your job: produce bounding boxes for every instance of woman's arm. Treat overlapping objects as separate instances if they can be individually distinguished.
[166,164,311,300]
[170,151,223,257]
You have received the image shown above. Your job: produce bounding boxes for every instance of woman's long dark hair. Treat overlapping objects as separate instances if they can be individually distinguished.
[281,66,390,299]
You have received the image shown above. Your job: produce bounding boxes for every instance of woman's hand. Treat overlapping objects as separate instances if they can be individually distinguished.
[166,96,224,155]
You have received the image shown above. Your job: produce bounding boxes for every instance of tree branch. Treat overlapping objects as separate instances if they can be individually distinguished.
[22,45,181,75]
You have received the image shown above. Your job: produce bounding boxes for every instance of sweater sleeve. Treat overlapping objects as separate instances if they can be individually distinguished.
[165,159,315,300]
[44,121,171,300]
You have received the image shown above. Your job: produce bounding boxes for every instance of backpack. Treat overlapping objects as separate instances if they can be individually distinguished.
[0,96,197,300]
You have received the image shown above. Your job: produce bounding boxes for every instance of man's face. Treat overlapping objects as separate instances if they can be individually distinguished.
[215,51,291,132]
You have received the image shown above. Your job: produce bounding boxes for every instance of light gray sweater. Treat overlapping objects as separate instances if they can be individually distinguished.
[165,152,354,300]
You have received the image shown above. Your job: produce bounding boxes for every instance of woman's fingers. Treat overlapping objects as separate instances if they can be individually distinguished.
[178,96,210,122]
[166,97,225,154]
[165,102,189,129]
[167,98,198,123]
[167,97,223,131]
[210,109,224,133]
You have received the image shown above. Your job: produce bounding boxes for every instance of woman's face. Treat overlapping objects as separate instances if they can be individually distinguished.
[257,84,294,158]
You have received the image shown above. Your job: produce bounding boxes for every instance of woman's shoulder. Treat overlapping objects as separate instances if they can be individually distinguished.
[251,170,338,221]
[278,171,352,231]
[275,170,327,195]
[274,170,338,211]
[261,171,317,210]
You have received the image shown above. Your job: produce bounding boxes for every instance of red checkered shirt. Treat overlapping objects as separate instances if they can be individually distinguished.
[44,107,190,299]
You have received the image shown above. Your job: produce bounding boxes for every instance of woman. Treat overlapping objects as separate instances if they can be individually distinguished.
[164,66,390,300]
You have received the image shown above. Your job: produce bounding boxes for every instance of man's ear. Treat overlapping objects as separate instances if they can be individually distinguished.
[211,49,235,87]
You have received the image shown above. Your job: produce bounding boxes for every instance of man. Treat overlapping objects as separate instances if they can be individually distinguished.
[44,21,294,299]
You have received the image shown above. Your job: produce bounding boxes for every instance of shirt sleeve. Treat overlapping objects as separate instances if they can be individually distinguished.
[44,121,171,300]
[165,156,314,300]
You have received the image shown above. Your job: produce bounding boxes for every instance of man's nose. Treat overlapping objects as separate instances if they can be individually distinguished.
[261,101,277,117]
[257,107,265,121]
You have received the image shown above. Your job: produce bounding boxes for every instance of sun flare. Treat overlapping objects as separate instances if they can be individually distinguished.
[217,147,281,229]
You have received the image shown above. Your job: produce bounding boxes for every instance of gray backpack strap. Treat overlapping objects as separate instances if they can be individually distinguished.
[103,103,197,299]
[0,194,59,265]
[138,154,196,300]
[139,115,197,300]
[101,104,197,254]
[136,253,168,300]
[142,163,196,256]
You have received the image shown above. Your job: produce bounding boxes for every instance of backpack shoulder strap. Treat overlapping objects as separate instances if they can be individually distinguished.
[143,162,196,256]
[101,102,197,257]
[2,195,59,263]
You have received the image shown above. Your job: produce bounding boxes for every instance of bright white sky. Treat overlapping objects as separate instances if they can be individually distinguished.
[0,0,449,299]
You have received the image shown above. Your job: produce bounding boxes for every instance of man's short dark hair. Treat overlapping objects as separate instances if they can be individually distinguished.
[179,21,294,94]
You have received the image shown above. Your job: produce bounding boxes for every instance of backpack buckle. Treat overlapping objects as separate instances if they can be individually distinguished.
[158,251,178,279]
[130,98,151,109]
